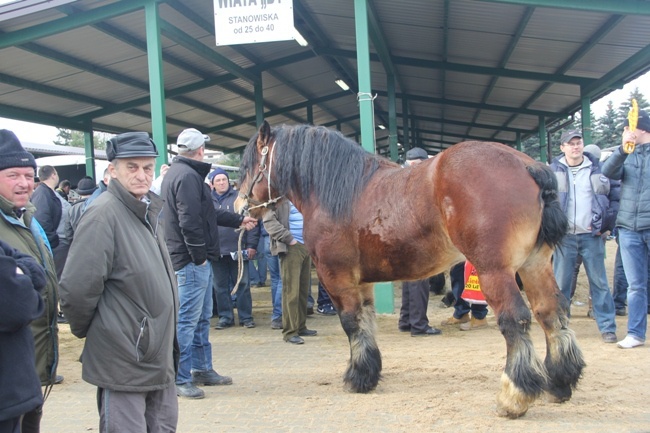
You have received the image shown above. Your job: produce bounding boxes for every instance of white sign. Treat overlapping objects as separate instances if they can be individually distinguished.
[214,0,294,46]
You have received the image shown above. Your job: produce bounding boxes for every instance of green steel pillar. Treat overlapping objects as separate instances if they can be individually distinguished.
[402,97,410,150]
[355,0,391,310]
[516,131,522,152]
[387,74,398,162]
[145,0,167,172]
[538,116,547,163]
[307,105,313,125]
[254,74,264,127]
[354,0,375,153]
[581,96,592,144]
[84,129,96,180]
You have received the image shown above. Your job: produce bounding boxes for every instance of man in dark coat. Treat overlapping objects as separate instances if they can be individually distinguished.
[161,128,256,399]
[0,240,46,433]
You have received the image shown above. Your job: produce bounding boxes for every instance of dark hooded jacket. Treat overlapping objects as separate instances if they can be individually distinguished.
[162,156,243,271]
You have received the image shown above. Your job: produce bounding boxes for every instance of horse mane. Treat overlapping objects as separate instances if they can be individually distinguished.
[241,124,385,220]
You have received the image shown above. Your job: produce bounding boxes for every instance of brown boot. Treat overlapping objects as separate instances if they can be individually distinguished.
[440,313,470,326]
[460,316,488,331]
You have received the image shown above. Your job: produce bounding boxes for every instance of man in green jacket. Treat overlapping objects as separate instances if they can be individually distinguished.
[0,129,59,433]
[60,132,179,433]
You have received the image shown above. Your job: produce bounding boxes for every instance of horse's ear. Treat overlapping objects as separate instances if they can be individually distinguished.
[257,120,271,151]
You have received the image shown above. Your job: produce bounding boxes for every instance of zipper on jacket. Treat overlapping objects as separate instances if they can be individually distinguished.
[135,317,147,362]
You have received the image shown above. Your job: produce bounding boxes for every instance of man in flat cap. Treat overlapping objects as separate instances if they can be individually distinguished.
[0,129,59,433]
[60,132,179,432]
[602,109,650,349]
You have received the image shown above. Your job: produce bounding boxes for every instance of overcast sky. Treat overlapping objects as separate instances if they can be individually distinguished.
[2,71,649,144]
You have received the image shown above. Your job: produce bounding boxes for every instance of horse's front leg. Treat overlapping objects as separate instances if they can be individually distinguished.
[481,271,548,418]
[519,254,585,404]
[333,282,382,393]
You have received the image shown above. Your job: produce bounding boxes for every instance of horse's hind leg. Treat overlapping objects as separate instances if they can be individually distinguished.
[335,283,382,393]
[480,271,548,418]
[518,250,585,404]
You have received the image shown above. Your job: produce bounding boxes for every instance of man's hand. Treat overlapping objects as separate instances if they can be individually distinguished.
[240,216,258,231]
[246,248,257,260]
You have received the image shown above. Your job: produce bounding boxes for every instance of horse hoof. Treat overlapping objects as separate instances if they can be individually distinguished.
[496,373,534,419]
[545,391,571,404]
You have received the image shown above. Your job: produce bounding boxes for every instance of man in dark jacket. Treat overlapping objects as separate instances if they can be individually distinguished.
[210,167,260,329]
[30,165,61,249]
[60,132,180,432]
[0,240,46,433]
[602,109,650,349]
[550,130,617,344]
[0,130,59,433]
[162,128,256,399]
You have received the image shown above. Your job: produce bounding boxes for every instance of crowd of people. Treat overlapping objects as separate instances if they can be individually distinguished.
[2,110,650,431]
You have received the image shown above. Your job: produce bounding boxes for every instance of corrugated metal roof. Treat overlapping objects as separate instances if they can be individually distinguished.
[0,0,648,157]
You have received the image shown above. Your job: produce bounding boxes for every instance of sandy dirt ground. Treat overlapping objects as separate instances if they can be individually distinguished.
[44,240,650,432]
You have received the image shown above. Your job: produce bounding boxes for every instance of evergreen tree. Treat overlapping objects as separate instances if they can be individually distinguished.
[52,128,108,150]
[595,101,618,148]
[617,87,649,125]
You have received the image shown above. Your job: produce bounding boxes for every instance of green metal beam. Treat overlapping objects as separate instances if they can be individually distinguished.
[476,0,650,15]
[581,43,650,99]
[159,20,258,84]
[145,0,168,169]
[377,91,560,118]
[207,92,348,133]
[316,47,594,86]
[467,7,534,135]
[354,0,376,153]
[0,0,166,49]
[376,111,529,134]
[490,14,624,140]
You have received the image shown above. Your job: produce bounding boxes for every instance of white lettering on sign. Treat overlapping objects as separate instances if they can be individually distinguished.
[214,0,294,46]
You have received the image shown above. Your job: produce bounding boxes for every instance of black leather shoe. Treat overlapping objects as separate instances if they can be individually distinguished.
[398,325,411,332]
[411,326,442,337]
[298,329,317,337]
[286,336,304,344]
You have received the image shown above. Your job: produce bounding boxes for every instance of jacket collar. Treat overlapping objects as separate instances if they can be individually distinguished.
[107,179,163,225]
[0,194,35,223]
[172,155,212,179]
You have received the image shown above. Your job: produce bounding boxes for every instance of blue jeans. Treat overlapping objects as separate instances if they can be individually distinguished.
[213,257,253,324]
[553,233,616,334]
[618,228,650,341]
[612,242,628,310]
[249,235,268,285]
[175,262,213,385]
[265,236,282,321]
[449,262,487,319]
[317,282,333,307]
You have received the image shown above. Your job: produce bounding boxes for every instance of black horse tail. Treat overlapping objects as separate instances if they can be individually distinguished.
[527,164,567,249]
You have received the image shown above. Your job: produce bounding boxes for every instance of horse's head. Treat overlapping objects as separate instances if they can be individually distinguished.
[235,120,282,218]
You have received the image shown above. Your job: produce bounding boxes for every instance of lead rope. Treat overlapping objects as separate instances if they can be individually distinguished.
[232,143,278,295]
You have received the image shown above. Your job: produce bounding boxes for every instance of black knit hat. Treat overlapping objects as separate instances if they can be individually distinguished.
[76,177,98,195]
[624,109,650,132]
[0,129,36,171]
[106,132,159,162]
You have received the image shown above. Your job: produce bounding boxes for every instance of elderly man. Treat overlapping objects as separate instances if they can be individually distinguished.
[162,128,256,399]
[60,132,179,432]
[0,129,59,433]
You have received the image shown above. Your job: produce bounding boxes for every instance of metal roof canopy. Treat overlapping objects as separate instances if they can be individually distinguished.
[0,0,649,162]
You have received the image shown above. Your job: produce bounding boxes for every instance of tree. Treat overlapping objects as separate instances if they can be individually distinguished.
[595,101,618,148]
[53,128,108,150]
[617,87,650,126]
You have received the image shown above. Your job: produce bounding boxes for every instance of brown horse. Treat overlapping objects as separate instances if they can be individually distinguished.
[236,121,585,418]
